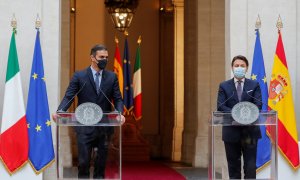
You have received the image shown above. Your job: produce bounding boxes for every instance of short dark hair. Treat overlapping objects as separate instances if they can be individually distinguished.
[90,44,107,56]
[231,55,249,67]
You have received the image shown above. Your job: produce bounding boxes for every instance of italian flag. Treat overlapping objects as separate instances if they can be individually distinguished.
[133,42,142,120]
[0,31,28,174]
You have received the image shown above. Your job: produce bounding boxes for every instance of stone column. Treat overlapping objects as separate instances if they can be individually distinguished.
[172,0,184,161]
[182,0,225,167]
[181,0,197,164]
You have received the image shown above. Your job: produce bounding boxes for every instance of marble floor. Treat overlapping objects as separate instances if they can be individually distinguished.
[166,162,208,180]
[173,167,208,180]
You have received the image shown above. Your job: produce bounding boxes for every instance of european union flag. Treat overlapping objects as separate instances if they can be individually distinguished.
[26,30,54,173]
[123,38,134,114]
[251,29,271,169]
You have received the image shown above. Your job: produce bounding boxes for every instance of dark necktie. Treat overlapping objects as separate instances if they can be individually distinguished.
[237,80,242,101]
[95,72,100,95]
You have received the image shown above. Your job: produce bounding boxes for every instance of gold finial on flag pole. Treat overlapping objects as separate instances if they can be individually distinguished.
[137,35,142,45]
[11,13,17,29]
[124,30,129,36]
[11,13,17,34]
[35,14,41,29]
[115,35,119,44]
[255,14,261,29]
[276,15,283,31]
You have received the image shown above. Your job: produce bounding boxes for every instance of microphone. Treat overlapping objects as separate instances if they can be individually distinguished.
[244,89,269,110]
[98,87,118,112]
[246,90,253,93]
[57,81,87,112]
[244,89,276,125]
[215,91,235,112]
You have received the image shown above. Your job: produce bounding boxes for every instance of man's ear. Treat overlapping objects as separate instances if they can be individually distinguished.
[90,55,95,61]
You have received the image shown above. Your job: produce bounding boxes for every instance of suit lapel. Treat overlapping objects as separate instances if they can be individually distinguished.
[87,67,98,94]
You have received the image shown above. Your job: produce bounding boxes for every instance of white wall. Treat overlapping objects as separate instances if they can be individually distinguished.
[0,0,59,179]
[226,1,300,176]
[226,0,300,136]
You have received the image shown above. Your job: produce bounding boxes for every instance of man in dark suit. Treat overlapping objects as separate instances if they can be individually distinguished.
[217,55,262,179]
[56,44,123,179]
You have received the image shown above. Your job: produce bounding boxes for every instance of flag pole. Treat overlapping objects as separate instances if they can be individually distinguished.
[11,13,17,33]
[115,35,119,44]
[276,15,283,32]
[137,35,142,45]
[253,14,273,171]
[35,13,41,30]
[124,30,129,37]
[0,13,29,175]
[255,14,261,30]
[269,14,300,169]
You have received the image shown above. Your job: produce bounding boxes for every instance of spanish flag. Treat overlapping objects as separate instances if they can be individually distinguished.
[268,30,299,169]
[113,37,123,98]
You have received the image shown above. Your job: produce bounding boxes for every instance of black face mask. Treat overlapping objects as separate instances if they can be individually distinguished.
[96,58,108,69]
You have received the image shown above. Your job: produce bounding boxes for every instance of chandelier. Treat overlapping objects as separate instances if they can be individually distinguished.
[105,0,139,33]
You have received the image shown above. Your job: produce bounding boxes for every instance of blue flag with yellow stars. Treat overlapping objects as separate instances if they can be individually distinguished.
[251,29,271,170]
[26,30,54,173]
[123,38,134,114]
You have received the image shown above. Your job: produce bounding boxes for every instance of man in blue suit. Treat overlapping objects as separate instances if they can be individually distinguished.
[57,44,123,179]
[217,55,262,179]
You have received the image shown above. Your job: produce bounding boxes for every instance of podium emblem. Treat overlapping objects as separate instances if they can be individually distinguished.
[75,102,103,125]
[231,102,259,125]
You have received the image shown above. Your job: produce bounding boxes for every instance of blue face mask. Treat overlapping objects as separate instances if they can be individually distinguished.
[233,67,246,78]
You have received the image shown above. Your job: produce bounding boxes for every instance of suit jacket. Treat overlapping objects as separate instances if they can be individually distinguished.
[217,78,262,142]
[58,67,123,134]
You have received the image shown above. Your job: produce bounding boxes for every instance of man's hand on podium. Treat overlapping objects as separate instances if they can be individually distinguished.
[52,113,58,123]
[121,115,126,124]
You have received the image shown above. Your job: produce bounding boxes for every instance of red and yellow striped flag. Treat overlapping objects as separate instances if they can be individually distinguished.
[113,37,123,98]
[268,30,299,169]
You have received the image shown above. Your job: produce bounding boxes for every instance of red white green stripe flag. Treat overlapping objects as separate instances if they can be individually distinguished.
[0,30,29,174]
[133,37,142,121]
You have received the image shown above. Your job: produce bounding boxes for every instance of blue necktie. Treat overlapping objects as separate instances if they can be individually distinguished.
[95,72,100,95]
[237,81,242,101]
